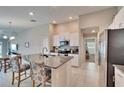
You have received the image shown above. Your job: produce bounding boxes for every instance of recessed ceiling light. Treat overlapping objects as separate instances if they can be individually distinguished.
[9,36,15,40]
[3,35,8,39]
[53,20,56,24]
[69,16,73,20]
[29,12,34,16]
[92,30,96,33]
[30,19,37,22]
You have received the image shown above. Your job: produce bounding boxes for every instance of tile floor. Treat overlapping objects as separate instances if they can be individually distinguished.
[0,62,99,87]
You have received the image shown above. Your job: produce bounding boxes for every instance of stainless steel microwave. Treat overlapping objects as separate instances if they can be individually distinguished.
[60,40,69,46]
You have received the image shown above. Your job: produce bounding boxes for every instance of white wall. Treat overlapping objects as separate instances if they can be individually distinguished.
[54,20,79,35]
[12,24,49,55]
[79,7,118,63]
[109,7,124,29]
[79,7,117,31]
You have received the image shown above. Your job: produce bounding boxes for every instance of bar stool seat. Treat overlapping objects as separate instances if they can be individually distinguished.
[14,64,30,73]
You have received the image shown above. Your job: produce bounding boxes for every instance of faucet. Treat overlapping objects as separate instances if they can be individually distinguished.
[42,47,48,56]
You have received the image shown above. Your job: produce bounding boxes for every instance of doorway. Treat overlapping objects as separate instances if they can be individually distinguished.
[85,37,96,62]
[81,26,99,64]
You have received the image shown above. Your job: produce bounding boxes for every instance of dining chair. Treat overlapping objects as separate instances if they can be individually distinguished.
[0,59,11,71]
[10,55,30,87]
[29,54,51,87]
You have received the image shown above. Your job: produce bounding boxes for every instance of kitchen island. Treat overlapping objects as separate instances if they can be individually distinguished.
[24,54,73,87]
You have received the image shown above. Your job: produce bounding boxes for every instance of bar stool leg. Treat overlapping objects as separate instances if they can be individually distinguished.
[12,72,15,85]
[32,80,35,87]
[4,60,7,73]
[18,72,21,87]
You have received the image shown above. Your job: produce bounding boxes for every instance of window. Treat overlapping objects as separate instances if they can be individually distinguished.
[0,42,2,57]
[11,44,17,52]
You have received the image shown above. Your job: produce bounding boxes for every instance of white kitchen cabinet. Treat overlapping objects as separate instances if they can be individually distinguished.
[53,32,79,46]
[53,35,60,46]
[115,66,124,87]
[108,21,114,29]
[59,36,64,41]
[59,32,69,41]
[68,54,79,67]
[70,32,79,46]
[112,7,124,29]
[64,32,69,40]
[108,7,124,29]
[53,32,70,46]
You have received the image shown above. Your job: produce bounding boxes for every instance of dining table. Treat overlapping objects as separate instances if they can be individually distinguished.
[23,54,73,87]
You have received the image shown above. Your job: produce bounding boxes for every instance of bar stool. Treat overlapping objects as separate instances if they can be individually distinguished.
[0,59,11,72]
[10,56,30,87]
[29,55,51,87]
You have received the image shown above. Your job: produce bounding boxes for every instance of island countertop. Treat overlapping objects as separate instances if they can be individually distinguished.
[114,65,124,74]
[24,54,73,69]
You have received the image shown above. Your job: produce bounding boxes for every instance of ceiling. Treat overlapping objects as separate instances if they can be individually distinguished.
[82,26,99,34]
[0,6,114,35]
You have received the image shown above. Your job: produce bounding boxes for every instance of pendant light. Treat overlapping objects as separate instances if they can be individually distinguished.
[9,21,15,40]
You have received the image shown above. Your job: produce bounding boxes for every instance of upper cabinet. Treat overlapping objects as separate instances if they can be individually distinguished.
[53,32,79,46]
[70,32,79,46]
[52,20,79,46]
[53,35,60,46]
[59,32,69,41]
[53,32,69,46]
[110,7,124,29]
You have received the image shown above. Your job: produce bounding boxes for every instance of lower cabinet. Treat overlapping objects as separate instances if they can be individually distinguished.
[68,54,79,67]
[115,66,124,87]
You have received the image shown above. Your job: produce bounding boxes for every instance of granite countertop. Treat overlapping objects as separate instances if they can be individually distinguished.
[24,54,73,69]
[50,52,78,55]
[44,56,73,69]
[114,65,124,73]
